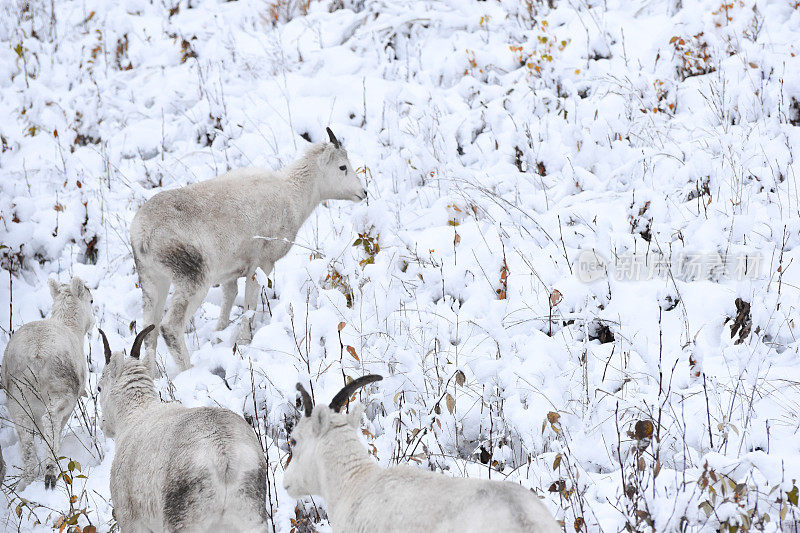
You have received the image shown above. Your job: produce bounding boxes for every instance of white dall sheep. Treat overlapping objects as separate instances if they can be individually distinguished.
[131,128,366,372]
[1,277,93,489]
[285,376,562,533]
[97,325,268,532]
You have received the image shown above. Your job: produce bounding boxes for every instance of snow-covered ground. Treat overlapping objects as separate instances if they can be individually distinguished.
[1,0,800,531]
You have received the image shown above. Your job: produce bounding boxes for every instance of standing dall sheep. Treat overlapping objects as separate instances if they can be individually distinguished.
[1,277,93,489]
[131,128,367,372]
[285,375,561,533]
[97,325,268,532]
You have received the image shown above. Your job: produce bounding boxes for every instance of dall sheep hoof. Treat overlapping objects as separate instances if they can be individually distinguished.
[44,471,57,490]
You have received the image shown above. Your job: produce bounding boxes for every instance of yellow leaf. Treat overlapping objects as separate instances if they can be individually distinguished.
[788,485,799,506]
[553,453,562,470]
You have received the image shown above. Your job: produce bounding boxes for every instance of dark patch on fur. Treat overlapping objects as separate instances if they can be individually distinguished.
[162,407,260,528]
[161,327,179,352]
[157,244,206,284]
[51,357,80,395]
[164,472,208,532]
[242,465,268,521]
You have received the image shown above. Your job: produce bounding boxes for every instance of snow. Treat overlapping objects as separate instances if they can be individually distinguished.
[1,0,800,531]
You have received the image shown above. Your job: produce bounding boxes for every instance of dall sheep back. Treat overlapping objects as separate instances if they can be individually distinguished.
[97,326,268,532]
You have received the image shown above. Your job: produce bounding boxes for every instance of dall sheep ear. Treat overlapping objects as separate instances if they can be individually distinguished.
[48,278,61,299]
[320,144,337,165]
[347,402,364,429]
[70,277,87,297]
[311,406,331,436]
[114,352,126,377]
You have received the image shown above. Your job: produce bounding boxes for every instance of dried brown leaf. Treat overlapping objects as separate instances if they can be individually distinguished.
[550,289,563,307]
[634,420,654,440]
[445,393,455,414]
[346,345,359,361]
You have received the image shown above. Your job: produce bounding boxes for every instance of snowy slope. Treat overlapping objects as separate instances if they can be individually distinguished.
[1,0,800,531]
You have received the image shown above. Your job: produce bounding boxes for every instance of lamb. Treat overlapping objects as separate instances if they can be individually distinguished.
[1,277,93,489]
[97,325,268,532]
[284,375,562,533]
[131,128,367,372]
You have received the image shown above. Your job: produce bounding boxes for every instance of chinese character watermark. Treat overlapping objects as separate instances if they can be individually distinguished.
[575,250,761,282]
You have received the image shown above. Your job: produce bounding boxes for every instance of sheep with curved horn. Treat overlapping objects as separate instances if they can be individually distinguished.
[97,325,268,532]
[284,375,560,532]
[1,277,94,490]
[130,127,366,373]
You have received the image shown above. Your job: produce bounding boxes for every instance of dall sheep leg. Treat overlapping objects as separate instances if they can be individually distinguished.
[7,398,38,488]
[42,397,73,490]
[139,271,170,374]
[215,279,238,331]
[237,271,264,345]
[161,284,207,372]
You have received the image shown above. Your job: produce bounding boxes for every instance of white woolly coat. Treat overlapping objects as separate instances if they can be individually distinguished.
[1,278,93,488]
[285,406,561,533]
[100,354,267,532]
